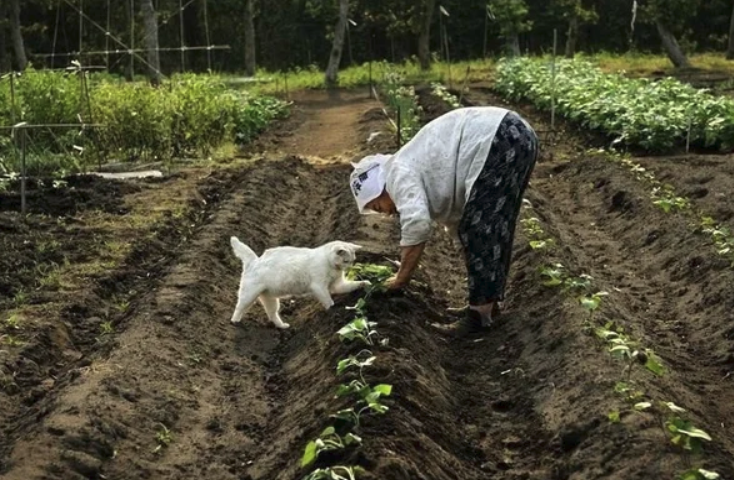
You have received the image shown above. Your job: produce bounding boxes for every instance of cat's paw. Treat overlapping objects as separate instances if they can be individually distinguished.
[359,280,372,288]
[277,322,290,329]
[230,317,241,324]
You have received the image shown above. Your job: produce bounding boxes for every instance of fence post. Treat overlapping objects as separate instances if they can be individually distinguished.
[397,108,402,148]
[21,128,27,216]
[551,29,558,135]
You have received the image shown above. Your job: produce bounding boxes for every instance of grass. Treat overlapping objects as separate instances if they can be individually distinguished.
[229,58,497,95]
[587,52,734,76]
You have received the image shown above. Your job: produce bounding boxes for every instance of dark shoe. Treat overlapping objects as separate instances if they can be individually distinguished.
[447,302,502,318]
[430,309,491,338]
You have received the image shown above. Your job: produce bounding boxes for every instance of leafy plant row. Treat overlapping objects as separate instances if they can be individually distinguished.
[380,71,422,144]
[430,83,461,110]
[519,207,720,480]
[0,68,289,176]
[299,263,395,480]
[494,57,734,152]
[590,148,734,267]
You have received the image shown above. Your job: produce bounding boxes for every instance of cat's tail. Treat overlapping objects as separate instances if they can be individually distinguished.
[230,236,258,270]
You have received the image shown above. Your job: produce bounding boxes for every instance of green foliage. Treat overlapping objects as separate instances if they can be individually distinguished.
[347,263,394,284]
[337,318,380,345]
[301,427,362,468]
[665,417,712,454]
[495,57,734,152]
[488,0,533,37]
[0,70,289,175]
[303,466,365,480]
[678,468,721,480]
[381,71,423,142]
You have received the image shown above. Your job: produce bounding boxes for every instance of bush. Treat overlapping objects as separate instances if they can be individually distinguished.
[0,70,290,173]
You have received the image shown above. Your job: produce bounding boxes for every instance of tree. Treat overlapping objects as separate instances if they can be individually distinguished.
[552,0,598,58]
[0,1,10,72]
[324,0,348,87]
[639,0,700,68]
[488,0,532,56]
[9,0,27,70]
[141,0,162,85]
[727,0,734,59]
[417,0,436,70]
[244,0,256,76]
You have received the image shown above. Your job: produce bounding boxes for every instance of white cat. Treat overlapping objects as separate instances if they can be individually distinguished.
[229,237,371,329]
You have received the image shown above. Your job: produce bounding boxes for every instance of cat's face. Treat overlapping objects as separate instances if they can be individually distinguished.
[330,243,362,270]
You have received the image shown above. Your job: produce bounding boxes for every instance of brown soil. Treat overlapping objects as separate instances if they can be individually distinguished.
[1,85,733,480]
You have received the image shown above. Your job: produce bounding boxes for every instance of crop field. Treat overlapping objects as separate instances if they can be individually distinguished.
[1,56,734,480]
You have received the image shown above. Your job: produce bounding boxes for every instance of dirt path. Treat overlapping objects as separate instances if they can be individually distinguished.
[260,89,387,161]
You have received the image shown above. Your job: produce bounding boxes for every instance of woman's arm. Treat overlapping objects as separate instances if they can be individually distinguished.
[387,242,426,289]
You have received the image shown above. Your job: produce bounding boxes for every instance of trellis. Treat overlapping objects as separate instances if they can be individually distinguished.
[2,0,237,215]
[31,0,231,76]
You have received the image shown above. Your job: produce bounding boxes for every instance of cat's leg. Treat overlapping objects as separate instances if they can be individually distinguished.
[310,283,335,310]
[230,282,263,324]
[259,295,290,329]
[330,276,371,294]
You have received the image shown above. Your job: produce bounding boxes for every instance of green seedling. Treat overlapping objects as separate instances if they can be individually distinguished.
[345,298,368,318]
[336,350,375,382]
[607,410,621,423]
[335,381,392,402]
[613,381,645,402]
[153,424,173,454]
[665,417,712,454]
[579,291,608,316]
[539,263,566,287]
[347,263,394,285]
[529,238,556,251]
[678,468,720,480]
[520,217,545,238]
[13,289,28,306]
[595,324,665,378]
[562,274,593,294]
[337,318,379,346]
[651,186,690,213]
[701,217,734,259]
[5,314,22,330]
[431,83,461,109]
[301,427,362,468]
[303,466,365,480]
[330,385,392,428]
[100,321,114,335]
[0,335,24,347]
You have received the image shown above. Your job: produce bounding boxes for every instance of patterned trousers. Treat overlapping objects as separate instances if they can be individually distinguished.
[458,111,538,305]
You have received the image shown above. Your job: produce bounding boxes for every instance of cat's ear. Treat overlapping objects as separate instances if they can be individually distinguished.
[347,243,363,251]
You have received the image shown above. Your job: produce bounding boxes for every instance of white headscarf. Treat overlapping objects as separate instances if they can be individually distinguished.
[349,154,391,214]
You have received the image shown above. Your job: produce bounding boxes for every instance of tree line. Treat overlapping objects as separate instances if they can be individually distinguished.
[2,0,734,82]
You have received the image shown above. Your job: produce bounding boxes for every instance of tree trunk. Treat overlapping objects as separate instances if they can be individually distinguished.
[565,15,578,58]
[418,0,436,70]
[324,0,348,87]
[244,0,256,76]
[506,33,520,57]
[140,0,162,85]
[0,0,11,73]
[655,20,690,68]
[9,0,27,70]
[727,0,734,60]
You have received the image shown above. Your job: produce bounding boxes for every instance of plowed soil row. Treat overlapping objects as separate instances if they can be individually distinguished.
[2,85,733,480]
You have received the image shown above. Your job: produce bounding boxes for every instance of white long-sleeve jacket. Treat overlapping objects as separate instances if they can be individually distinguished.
[384,106,510,246]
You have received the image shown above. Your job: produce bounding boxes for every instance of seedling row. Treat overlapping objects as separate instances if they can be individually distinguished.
[494,57,734,152]
[298,263,395,480]
[519,204,720,480]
